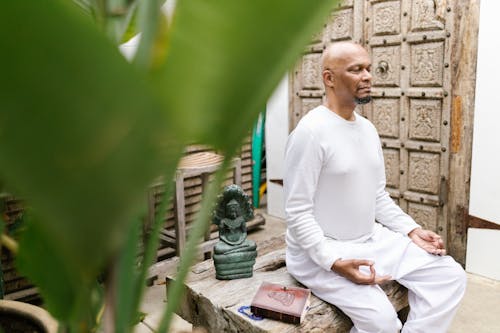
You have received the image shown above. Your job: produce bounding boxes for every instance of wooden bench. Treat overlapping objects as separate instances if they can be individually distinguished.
[161,234,409,333]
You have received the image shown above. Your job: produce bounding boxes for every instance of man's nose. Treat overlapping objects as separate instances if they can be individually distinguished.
[362,69,372,81]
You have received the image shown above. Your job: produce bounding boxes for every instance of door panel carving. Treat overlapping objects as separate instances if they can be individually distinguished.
[409,98,442,141]
[311,30,323,45]
[383,148,400,188]
[373,1,401,35]
[408,152,440,194]
[327,9,354,41]
[410,42,444,86]
[301,54,323,90]
[408,202,439,230]
[373,98,400,138]
[411,0,445,31]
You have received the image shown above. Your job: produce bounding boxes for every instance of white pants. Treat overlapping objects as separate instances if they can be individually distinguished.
[286,224,466,333]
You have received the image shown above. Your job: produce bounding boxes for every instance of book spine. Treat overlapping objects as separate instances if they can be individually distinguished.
[250,306,300,325]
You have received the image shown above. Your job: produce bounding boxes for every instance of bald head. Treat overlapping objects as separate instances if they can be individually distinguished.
[321,41,368,72]
[320,41,372,109]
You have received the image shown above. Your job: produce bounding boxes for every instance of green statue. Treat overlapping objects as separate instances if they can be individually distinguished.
[212,184,257,280]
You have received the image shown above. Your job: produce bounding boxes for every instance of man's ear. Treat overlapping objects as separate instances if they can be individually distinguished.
[323,69,334,88]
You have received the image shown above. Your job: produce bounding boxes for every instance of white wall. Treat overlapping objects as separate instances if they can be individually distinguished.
[469,2,500,224]
[467,228,500,280]
[265,75,289,219]
[466,0,500,280]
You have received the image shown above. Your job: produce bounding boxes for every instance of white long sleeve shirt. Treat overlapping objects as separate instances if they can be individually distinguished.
[284,105,420,271]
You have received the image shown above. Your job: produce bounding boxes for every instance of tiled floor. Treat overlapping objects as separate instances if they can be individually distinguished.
[137,211,500,333]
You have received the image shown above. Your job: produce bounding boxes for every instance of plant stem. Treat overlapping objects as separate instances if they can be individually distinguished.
[0,234,18,255]
[133,0,163,70]
[156,157,232,333]
[89,0,107,31]
[129,150,183,329]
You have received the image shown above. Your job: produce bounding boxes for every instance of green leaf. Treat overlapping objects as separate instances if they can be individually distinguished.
[158,158,233,332]
[114,216,142,332]
[151,2,337,331]
[120,6,139,44]
[127,160,179,332]
[16,213,83,322]
[134,0,160,68]
[105,0,138,44]
[1,0,338,331]
[0,0,182,280]
[154,0,334,154]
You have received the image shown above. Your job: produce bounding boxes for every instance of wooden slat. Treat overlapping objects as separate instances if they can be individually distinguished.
[469,215,500,230]
[3,287,39,303]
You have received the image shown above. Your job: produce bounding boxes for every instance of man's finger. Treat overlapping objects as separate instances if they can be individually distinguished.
[435,248,446,256]
[428,247,446,256]
[421,232,435,241]
[369,264,377,282]
[351,259,374,267]
[356,272,392,285]
[354,271,376,284]
[374,274,392,284]
[359,265,390,285]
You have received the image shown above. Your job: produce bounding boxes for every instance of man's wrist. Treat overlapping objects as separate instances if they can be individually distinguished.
[407,227,421,237]
[331,258,341,272]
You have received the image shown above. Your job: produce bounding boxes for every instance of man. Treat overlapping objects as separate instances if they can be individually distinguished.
[284,41,466,333]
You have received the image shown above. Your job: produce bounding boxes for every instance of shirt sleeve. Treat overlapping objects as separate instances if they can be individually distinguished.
[374,141,421,235]
[284,125,342,271]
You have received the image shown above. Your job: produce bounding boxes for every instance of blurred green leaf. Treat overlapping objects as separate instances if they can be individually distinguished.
[114,216,142,332]
[16,213,85,324]
[133,0,166,70]
[105,0,138,44]
[153,1,335,330]
[0,0,337,331]
[127,160,179,331]
[158,157,233,332]
[120,7,138,44]
[72,0,93,17]
[0,0,182,279]
[154,0,333,154]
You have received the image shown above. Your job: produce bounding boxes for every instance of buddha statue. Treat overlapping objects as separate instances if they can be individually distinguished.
[212,184,257,280]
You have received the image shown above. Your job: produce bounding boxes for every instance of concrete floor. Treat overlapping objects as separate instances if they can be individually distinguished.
[137,211,500,333]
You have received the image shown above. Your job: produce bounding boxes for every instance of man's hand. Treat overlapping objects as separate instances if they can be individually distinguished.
[331,259,392,285]
[408,227,446,255]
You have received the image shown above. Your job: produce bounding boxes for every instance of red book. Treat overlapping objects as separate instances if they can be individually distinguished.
[250,282,311,324]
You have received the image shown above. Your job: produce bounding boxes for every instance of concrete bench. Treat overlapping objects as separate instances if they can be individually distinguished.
[163,234,409,333]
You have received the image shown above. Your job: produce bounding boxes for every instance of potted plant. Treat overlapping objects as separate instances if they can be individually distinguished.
[0,195,58,332]
[0,299,58,333]
[0,0,337,331]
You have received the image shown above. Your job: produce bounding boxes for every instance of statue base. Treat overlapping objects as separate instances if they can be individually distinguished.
[213,243,257,280]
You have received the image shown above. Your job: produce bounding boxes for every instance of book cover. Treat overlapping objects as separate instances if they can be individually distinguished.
[250,281,311,324]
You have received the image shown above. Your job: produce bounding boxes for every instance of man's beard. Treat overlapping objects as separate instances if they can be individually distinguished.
[355,96,372,105]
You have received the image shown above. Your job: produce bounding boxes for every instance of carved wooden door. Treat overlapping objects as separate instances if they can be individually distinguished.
[291,0,455,248]
[291,0,364,130]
